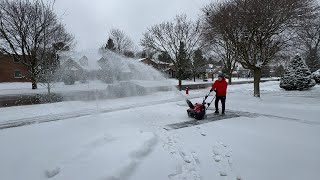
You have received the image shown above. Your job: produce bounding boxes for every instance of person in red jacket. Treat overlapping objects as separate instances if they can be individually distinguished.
[210,73,228,115]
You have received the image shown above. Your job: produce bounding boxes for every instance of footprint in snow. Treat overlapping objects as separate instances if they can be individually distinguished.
[191,151,200,165]
[212,142,232,177]
[45,167,60,178]
[179,151,193,163]
[212,145,222,156]
[213,155,222,162]
[196,126,206,136]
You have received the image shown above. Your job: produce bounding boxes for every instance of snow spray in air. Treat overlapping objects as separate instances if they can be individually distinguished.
[57,49,178,101]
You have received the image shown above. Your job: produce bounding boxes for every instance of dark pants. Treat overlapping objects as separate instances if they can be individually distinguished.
[215,96,226,113]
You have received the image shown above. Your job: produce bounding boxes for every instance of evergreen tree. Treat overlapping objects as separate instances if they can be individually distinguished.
[158,51,172,63]
[305,49,320,73]
[141,51,146,58]
[280,55,316,90]
[192,49,207,81]
[124,50,135,58]
[105,38,116,51]
[311,69,320,84]
[176,41,191,90]
[274,65,285,77]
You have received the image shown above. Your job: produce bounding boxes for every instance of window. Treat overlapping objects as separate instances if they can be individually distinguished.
[14,70,22,78]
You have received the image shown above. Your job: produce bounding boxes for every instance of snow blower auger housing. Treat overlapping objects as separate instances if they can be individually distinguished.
[186,92,215,120]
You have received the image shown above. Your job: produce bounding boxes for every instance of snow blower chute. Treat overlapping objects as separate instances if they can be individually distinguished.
[186,91,216,120]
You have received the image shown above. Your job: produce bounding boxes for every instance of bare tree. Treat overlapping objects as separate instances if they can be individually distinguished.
[204,0,316,97]
[295,5,320,72]
[204,37,237,84]
[141,14,203,90]
[109,28,133,54]
[202,5,237,84]
[0,0,74,89]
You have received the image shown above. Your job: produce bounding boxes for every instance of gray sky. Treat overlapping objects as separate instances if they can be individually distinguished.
[52,0,212,51]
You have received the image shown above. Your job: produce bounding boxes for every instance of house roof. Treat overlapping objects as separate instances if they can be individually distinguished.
[60,58,84,71]
[59,49,102,71]
[138,58,171,65]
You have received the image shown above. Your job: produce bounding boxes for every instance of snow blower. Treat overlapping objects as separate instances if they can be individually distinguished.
[186,91,216,120]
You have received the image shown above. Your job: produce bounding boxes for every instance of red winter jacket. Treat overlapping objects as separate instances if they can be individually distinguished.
[211,78,228,96]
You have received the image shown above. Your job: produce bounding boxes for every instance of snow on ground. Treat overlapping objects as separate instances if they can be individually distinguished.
[0,81,319,180]
[0,81,108,96]
[0,78,277,96]
[167,77,279,85]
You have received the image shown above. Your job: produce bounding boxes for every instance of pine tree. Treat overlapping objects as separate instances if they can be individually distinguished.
[105,38,116,51]
[192,49,207,82]
[312,69,320,84]
[141,51,146,58]
[176,41,191,90]
[280,55,316,90]
[305,49,320,73]
[158,51,172,63]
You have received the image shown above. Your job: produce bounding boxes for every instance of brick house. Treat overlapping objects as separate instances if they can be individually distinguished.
[0,54,31,82]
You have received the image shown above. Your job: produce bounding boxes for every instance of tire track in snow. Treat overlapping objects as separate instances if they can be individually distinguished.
[45,132,158,180]
[104,133,159,180]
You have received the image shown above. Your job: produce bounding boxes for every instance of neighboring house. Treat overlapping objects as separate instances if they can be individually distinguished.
[138,58,171,70]
[235,63,251,78]
[138,58,158,69]
[163,64,176,78]
[0,54,31,82]
[58,52,98,82]
[59,58,85,80]
[205,64,222,79]
[138,58,176,78]
[79,56,89,67]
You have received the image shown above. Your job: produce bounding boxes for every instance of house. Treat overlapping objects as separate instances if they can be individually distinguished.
[205,64,222,79]
[138,58,176,78]
[138,58,157,68]
[79,56,89,67]
[138,58,172,70]
[59,58,86,82]
[235,63,251,78]
[0,54,31,82]
[163,64,176,78]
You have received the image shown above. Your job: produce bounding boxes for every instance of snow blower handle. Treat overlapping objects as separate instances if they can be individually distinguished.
[206,91,216,110]
[204,91,212,102]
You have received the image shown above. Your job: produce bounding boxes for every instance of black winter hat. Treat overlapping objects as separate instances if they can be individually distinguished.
[218,73,225,78]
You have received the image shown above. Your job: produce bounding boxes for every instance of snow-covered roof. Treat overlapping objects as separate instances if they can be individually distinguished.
[59,49,102,71]
[138,58,170,65]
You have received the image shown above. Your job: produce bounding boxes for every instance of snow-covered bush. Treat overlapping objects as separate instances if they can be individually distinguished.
[280,55,316,90]
[311,69,320,84]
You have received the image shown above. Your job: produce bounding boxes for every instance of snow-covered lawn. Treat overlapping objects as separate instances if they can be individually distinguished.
[0,81,319,180]
[0,78,278,96]
[0,80,112,96]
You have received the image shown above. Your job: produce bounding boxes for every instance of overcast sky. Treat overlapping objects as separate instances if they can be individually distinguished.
[51,0,212,51]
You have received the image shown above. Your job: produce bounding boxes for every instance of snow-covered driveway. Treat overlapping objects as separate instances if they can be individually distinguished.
[0,82,319,180]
